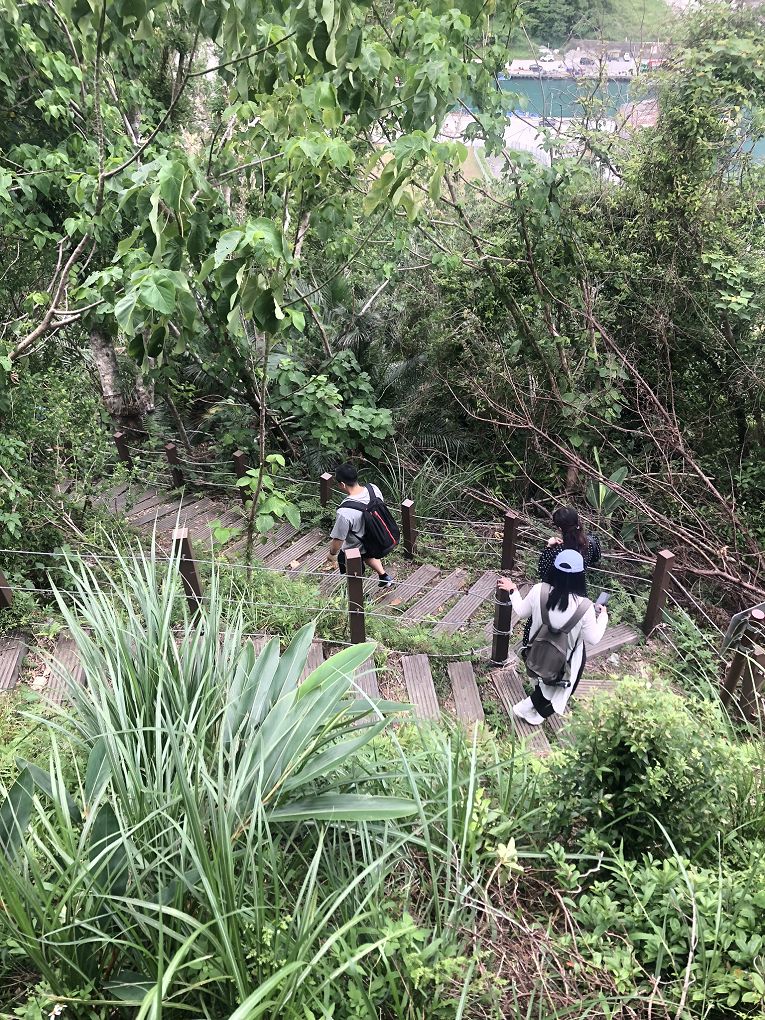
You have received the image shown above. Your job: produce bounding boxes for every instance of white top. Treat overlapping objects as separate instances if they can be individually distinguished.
[510,582,607,700]
[330,484,383,551]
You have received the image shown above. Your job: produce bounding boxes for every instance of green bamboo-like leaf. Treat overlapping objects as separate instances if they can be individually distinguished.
[272,622,315,698]
[226,963,304,1020]
[269,794,417,822]
[89,803,129,895]
[85,737,111,806]
[0,768,34,859]
[298,642,377,697]
[280,718,389,792]
[239,637,282,732]
[17,758,81,824]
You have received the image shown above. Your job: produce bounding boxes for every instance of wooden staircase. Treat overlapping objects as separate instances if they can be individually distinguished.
[0,481,643,748]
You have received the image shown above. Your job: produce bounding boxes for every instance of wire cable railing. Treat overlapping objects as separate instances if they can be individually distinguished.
[2,427,753,684]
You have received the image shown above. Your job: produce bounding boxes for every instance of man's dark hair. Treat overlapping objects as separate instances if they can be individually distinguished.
[335,462,359,485]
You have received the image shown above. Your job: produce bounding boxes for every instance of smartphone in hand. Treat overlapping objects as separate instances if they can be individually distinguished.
[595,591,610,615]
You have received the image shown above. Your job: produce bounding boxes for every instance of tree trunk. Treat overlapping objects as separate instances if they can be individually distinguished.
[89,326,150,431]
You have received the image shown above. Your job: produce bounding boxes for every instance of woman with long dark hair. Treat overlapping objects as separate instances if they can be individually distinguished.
[537,506,601,579]
[498,549,608,726]
[523,507,601,648]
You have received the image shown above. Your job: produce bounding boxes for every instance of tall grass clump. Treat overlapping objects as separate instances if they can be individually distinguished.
[0,548,533,1018]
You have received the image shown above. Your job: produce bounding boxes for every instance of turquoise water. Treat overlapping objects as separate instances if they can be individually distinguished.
[499,76,765,160]
[499,75,631,119]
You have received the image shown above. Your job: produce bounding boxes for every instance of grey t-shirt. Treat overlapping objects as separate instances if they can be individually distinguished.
[331,484,383,552]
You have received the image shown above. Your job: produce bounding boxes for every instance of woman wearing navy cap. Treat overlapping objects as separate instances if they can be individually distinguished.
[497,549,608,726]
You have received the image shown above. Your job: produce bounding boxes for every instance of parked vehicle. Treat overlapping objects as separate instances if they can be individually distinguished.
[579,56,596,66]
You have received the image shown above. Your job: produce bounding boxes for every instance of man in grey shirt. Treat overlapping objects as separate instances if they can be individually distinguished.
[324,463,394,588]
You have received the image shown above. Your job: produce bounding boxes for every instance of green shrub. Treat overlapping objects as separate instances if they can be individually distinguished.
[558,848,765,1015]
[546,678,745,856]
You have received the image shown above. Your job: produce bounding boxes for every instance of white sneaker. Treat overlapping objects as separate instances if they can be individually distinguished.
[512,699,545,726]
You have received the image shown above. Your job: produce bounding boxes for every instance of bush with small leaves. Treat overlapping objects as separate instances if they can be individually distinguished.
[545,677,747,857]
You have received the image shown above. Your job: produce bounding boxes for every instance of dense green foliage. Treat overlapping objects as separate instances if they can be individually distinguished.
[0,559,764,1017]
[1,1,765,1015]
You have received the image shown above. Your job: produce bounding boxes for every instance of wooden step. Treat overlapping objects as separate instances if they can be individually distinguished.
[0,633,27,693]
[586,623,640,659]
[98,480,131,504]
[402,654,440,720]
[492,667,551,755]
[574,676,617,698]
[435,570,496,634]
[47,635,85,706]
[320,571,347,598]
[401,569,469,623]
[96,481,135,513]
[378,564,441,608]
[182,500,229,542]
[448,661,484,725]
[225,522,299,562]
[125,487,173,518]
[54,478,75,498]
[353,655,379,701]
[317,564,380,599]
[300,640,325,683]
[291,543,331,578]
[110,483,142,514]
[132,495,211,532]
[266,529,325,571]
[544,711,567,741]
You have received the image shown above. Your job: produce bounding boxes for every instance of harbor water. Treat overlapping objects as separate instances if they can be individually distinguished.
[500,75,765,160]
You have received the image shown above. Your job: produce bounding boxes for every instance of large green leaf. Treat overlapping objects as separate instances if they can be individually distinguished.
[137,269,177,314]
[244,217,286,260]
[214,228,244,267]
[114,290,139,332]
[158,159,187,220]
[269,794,417,822]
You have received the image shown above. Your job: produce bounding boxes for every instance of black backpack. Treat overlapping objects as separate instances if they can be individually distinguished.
[340,485,400,558]
[522,584,592,688]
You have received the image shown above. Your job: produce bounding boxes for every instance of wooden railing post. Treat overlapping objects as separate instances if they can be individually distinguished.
[0,569,12,610]
[172,528,203,617]
[346,548,366,644]
[164,442,184,489]
[721,608,765,710]
[233,450,249,506]
[491,585,512,666]
[501,512,520,571]
[113,431,133,469]
[642,549,675,636]
[320,472,333,507]
[401,499,417,559]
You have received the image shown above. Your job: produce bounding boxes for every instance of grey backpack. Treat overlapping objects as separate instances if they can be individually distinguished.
[523,585,592,687]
